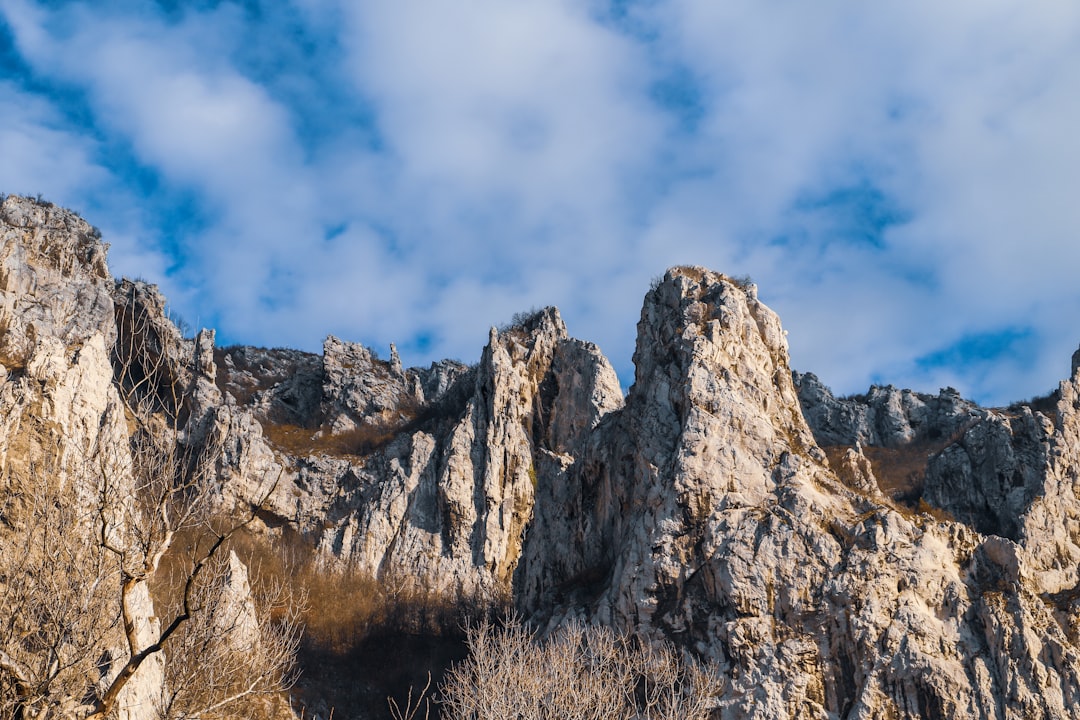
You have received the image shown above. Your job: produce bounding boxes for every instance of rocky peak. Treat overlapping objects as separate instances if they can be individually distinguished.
[0,195,126,482]
[0,195,108,281]
[518,267,1080,718]
[519,267,828,625]
[321,335,417,433]
[0,195,114,371]
[629,266,820,487]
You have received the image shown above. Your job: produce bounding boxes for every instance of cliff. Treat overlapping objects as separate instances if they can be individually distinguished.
[0,196,163,718]
[5,195,1080,718]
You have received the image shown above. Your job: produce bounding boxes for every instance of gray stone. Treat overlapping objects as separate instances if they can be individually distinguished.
[12,197,1080,718]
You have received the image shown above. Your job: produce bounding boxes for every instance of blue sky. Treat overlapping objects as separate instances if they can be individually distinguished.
[2,0,1079,406]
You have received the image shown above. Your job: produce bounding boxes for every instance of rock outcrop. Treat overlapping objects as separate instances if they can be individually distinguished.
[211,307,624,597]
[922,407,1051,539]
[10,197,1080,719]
[794,371,981,448]
[798,346,1080,602]
[516,268,1080,718]
[0,196,164,719]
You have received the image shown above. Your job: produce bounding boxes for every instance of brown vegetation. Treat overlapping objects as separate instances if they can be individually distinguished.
[823,428,968,523]
[223,529,497,654]
[860,444,931,507]
[258,390,470,461]
[216,529,496,719]
[436,617,723,720]
[1008,388,1061,418]
[667,265,709,284]
[261,419,404,458]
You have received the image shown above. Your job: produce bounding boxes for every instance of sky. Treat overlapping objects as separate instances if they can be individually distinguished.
[1,0,1079,406]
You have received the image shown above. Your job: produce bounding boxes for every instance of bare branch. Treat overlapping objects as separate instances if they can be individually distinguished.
[2,283,301,720]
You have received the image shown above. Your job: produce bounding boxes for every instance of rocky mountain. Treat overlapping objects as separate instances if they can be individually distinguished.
[5,194,1080,718]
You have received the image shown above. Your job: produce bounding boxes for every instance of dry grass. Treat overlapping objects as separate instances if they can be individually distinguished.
[260,420,402,458]
[667,265,709,284]
[255,392,471,461]
[915,497,957,524]
[823,436,962,523]
[1007,388,1061,417]
[210,529,497,719]
[218,529,497,653]
[860,444,930,507]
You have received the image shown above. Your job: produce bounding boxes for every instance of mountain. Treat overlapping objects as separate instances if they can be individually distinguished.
[4,193,1080,719]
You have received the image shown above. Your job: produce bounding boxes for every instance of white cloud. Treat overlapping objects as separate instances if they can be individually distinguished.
[0,83,104,200]
[2,0,1079,404]
[632,0,1080,400]
[0,78,173,282]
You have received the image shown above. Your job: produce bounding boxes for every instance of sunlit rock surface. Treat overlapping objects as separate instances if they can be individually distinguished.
[8,196,1080,718]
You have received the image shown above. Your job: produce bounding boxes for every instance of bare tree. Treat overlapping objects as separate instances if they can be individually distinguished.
[0,282,303,719]
[438,617,723,720]
[153,548,304,719]
[0,449,123,720]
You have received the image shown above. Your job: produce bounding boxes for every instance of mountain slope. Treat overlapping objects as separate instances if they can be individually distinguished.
[5,197,1080,718]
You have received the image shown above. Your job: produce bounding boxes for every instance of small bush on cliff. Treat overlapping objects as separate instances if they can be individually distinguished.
[728,273,755,291]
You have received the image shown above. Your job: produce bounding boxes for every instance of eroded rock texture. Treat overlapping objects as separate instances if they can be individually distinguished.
[210,308,624,597]
[795,371,981,449]
[515,268,1080,719]
[0,196,163,719]
[9,196,1080,719]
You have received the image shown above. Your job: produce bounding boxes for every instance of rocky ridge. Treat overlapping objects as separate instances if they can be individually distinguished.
[5,195,1080,718]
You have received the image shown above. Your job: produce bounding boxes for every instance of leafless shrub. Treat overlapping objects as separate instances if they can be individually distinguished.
[499,307,545,334]
[438,617,722,720]
[389,673,432,720]
[727,274,755,291]
[0,454,122,720]
[1007,389,1061,417]
[0,285,303,719]
[154,548,304,719]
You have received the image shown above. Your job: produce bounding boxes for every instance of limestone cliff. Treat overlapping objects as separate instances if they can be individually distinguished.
[0,196,163,719]
[208,308,624,598]
[514,267,1080,718]
[9,198,1080,719]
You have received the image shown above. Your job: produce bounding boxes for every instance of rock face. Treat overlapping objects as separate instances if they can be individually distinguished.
[923,408,1051,539]
[0,196,163,719]
[11,198,1080,719]
[216,551,262,653]
[211,308,624,597]
[517,268,1080,719]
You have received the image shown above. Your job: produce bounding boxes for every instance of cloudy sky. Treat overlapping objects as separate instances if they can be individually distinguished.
[1,0,1078,406]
